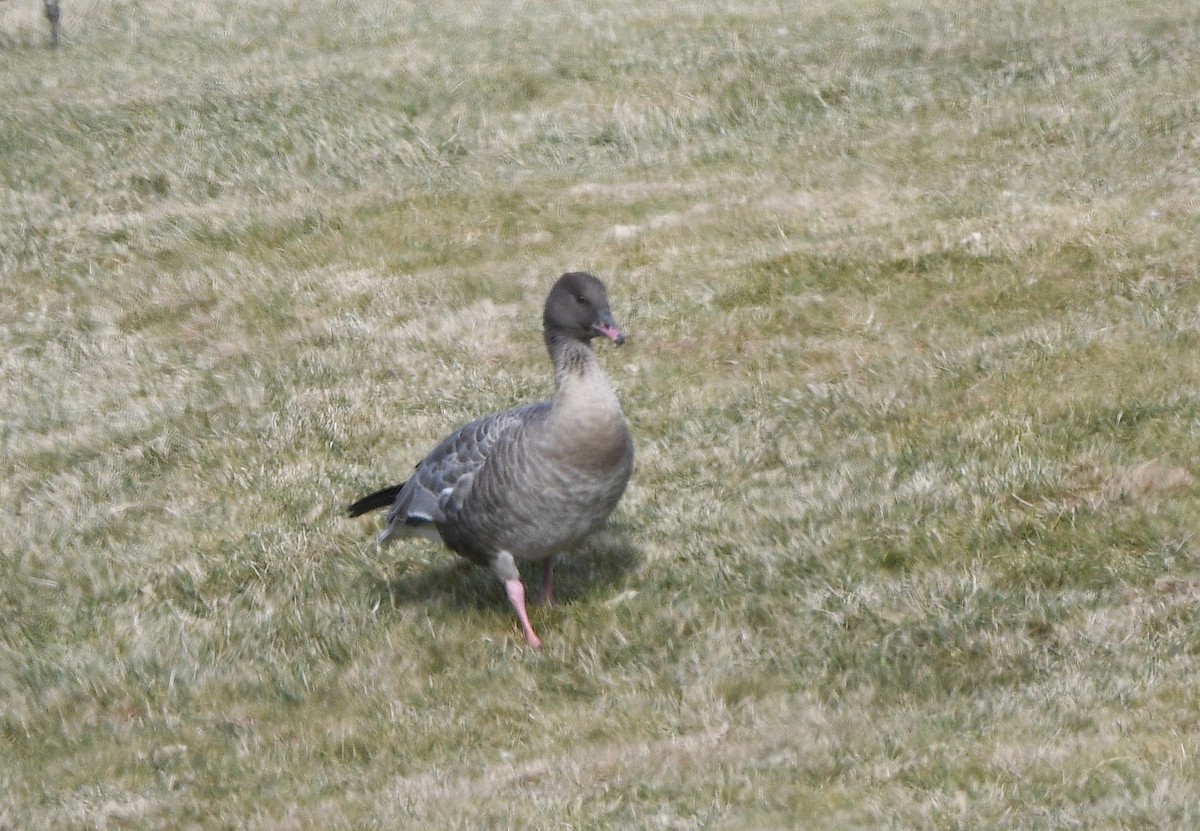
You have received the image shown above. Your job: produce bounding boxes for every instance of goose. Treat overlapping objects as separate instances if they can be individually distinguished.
[348,272,634,649]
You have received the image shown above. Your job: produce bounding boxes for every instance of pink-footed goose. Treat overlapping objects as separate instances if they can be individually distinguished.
[348,272,634,649]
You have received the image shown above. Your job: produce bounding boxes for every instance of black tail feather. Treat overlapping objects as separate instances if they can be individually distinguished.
[347,483,405,517]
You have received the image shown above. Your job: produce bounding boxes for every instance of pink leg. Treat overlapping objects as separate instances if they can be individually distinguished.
[536,556,557,607]
[504,578,543,650]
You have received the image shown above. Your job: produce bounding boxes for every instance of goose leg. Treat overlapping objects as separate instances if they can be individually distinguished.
[536,556,556,607]
[503,578,542,650]
[44,0,60,47]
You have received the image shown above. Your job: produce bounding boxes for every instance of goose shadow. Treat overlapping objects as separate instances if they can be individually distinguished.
[364,526,643,616]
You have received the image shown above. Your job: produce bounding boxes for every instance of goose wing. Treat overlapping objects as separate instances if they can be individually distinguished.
[378,401,549,542]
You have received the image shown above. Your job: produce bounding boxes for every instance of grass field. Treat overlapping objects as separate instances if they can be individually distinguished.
[4,0,1200,827]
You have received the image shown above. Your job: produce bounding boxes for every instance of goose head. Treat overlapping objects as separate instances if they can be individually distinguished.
[543,272,626,346]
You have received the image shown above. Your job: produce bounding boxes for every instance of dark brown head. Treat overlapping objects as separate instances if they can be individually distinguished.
[543,272,626,346]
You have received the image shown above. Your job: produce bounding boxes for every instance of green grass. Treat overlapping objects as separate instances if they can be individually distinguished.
[4,0,1200,827]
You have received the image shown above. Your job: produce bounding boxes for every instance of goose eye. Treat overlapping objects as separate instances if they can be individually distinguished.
[576,294,587,304]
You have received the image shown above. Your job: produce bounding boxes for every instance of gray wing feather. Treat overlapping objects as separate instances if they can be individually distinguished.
[379,402,549,541]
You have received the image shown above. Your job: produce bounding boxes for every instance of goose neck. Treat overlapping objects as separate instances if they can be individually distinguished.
[545,332,597,389]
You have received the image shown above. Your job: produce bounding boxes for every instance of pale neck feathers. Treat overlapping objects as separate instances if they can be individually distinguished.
[544,337,627,457]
